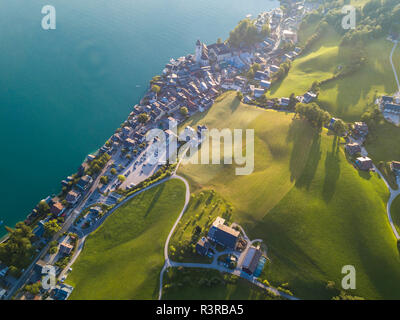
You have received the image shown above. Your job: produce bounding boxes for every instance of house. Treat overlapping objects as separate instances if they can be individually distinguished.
[76,175,93,191]
[260,80,271,89]
[34,260,47,274]
[345,143,361,156]
[59,242,73,255]
[279,97,290,106]
[384,103,400,114]
[391,161,400,175]
[0,288,6,300]
[242,246,262,275]
[269,65,280,73]
[50,202,65,216]
[303,92,317,104]
[196,237,211,256]
[282,29,298,43]
[33,218,48,238]
[254,88,265,98]
[254,71,269,81]
[353,122,368,136]
[355,157,373,171]
[53,284,74,300]
[208,217,239,249]
[243,96,253,104]
[65,190,81,205]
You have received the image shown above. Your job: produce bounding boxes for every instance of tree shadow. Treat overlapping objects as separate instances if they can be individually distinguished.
[295,132,322,189]
[287,119,315,182]
[322,136,341,203]
[287,120,322,189]
[144,183,165,217]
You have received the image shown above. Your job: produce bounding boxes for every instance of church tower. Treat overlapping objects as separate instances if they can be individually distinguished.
[195,40,202,64]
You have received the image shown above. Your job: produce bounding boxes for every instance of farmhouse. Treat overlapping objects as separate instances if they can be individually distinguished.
[242,246,262,275]
[391,161,400,175]
[303,91,317,104]
[353,122,368,137]
[196,237,211,256]
[254,88,265,98]
[59,241,73,255]
[50,202,65,216]
[345,143,361,156]
[355,157,373,171]
[66,190,81,205]
[76,175,93,191]
[208,217,239,249]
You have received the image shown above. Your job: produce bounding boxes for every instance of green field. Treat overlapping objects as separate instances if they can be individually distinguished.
[177,92,400,299]
[67,179,186,300]
[365,120,400,164]
[168,190,233,263]
[270,26,400,121]
[391,196,400,236]
[163,268,282,300]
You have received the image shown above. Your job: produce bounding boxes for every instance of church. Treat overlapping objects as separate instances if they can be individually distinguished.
[195,40,232,66]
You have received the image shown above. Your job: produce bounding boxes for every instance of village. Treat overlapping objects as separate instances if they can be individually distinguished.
[2,0,400,301]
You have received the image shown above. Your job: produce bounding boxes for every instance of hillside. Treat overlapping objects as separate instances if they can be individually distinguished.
[271,26,400,121]
[67,179,186,300]
[177,92,400,299]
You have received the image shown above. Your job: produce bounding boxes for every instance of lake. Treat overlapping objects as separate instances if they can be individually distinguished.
[0,0,279,236]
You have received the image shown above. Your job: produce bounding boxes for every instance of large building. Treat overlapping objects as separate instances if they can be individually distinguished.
[208,217,239,249]
[242,246,262,275]
[355,157,373,171]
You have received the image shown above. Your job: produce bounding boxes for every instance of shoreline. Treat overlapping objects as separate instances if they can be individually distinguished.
[0,0,296,243]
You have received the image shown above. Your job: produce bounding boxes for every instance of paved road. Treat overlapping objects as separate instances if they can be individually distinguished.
[373,164,400,240]
[389,40,400,93]
[4,161,112,299]
[358,142,400,240]
[157,173,299,300]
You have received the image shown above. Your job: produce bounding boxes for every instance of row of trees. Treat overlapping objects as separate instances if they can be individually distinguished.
[0,222,34,275]
[228,19,270,48]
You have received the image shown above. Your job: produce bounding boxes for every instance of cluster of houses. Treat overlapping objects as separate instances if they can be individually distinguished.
[379,94,400,126]
[196,217,264,276]
[345,121,400,178]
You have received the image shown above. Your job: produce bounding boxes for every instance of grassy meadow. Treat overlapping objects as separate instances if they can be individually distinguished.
[177,92,400,299]
[162,268,282,300]
[67,179,186,300]
[270,25,400,122]
[391,196,400,236]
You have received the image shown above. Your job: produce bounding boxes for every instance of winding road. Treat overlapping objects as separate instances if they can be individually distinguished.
[389,40,400,93]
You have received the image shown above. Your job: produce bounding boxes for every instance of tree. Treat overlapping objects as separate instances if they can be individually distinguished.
[236,91,243,101]
[117,175,126,183]
[180,106,189,117]
[332,119,347,136]
[228,18,270,48]
[0,222,34,270]
[37,200,50,215]
[152,85,161,94]
[110,168,117,175]
[100,176,108,185]
[138,113,149,124]
[43,219,61,239]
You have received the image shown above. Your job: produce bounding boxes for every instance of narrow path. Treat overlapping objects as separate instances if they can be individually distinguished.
[157,175,299,300]
[372,164,400,240]
[389,40,400,93]
[359,142,400,240]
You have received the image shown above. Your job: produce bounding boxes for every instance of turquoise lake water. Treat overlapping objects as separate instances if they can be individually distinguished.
[0,0,278,236]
